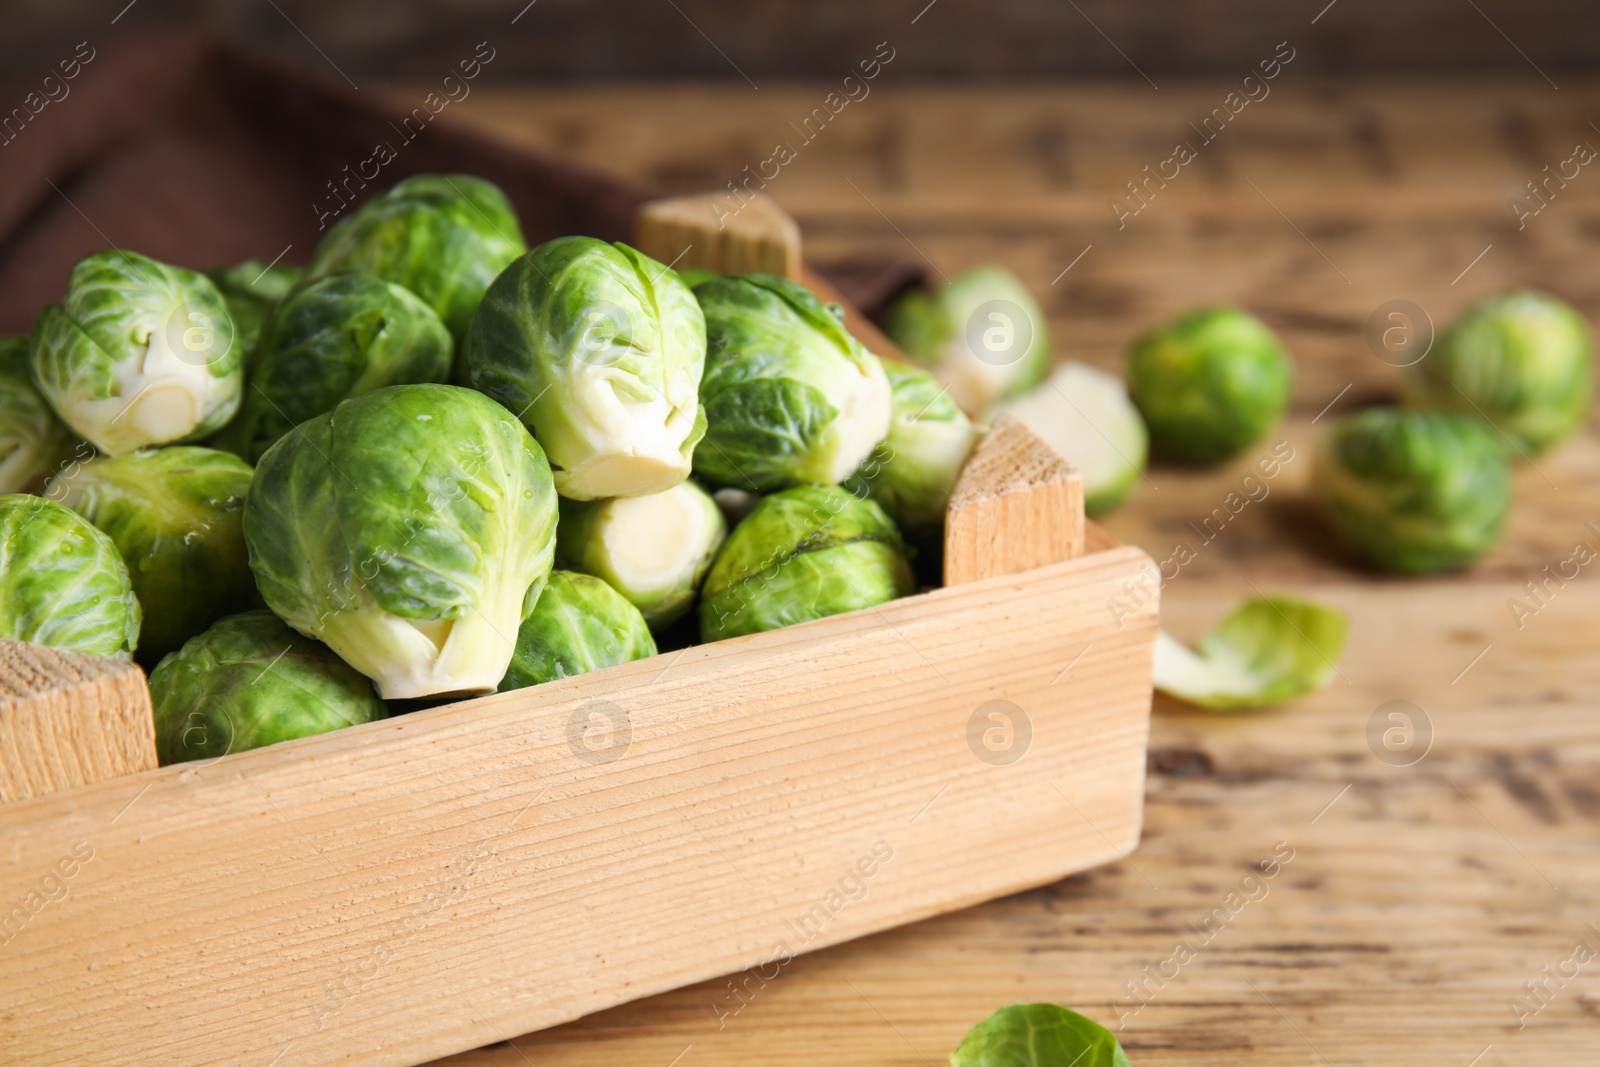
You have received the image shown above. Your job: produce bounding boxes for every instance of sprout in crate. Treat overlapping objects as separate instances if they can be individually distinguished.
[309,173,527,339]
[700,485,914,641]
[207,259,305,358]
[213,272,454,463]
[991,361,1147,517]
[676,268,719,290]
[149,611,387,765]
[0,494,140,659]
[498,570,657,691]
[694,274,890,492]
[465,236,707,500]
[1153,596,1348,710]
[244,383,558,699]
[557,480,727,628]
[47,446,258,666]
[950,1003,1131,1067]
[884,266,1051,415]
[1127,306,1291,465]
[30,250,243,456]
[0,334,74,494]
[1312,407,1511,575]
[1401,289,1594,455]
[845,361,979,536]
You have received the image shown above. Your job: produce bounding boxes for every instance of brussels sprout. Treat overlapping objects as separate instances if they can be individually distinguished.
[46,447,257,665]
[557,480,727,628]
[884,266,1051,415]
[950,1003,1130,1067]
[1127,306,1291,465]
[213,273,454,463]
[0,494,140,658]
[30,250,243,456]
[700,485,913,641]
[465,236,707,500]
[309,173,527,338]
[1402,289,1594,455]
[677,268,719,290]
[694,274,890,492]
[207,259,305,357]
[498,570,657,691]
[845,362,979,535]
[992,362,1148,516]
[150,611,386,765]
[1153,596,1349,710]
[244,384,557,699]
[0,335,73,493]
[1313,407,1510,574]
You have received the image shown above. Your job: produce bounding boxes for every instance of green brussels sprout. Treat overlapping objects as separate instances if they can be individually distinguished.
[556,480,727,628]
[464,236,707,500]
[309,173,527,339]
[694,274,890,492]
[0,494,140,658]
[677,268,719,290]
[30,250,243,457]
[0,335,73,493]
[884,266,1051,415]
[1402,289,1594,455]
[498,570,657,691]
[46,446,257,665]
[1127,306,1291,465]
[245,384,558,699]
[213,273,454,463]
[700,485,913,641]
[845,361,978,534]
[1154,596,1349,710]
[207,259,306,358]
[150,611,386,765]
[1312,407,1511,574]
[950,1003,1130,1067]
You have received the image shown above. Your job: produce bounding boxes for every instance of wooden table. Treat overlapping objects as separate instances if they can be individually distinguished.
[424,79,1600,1065]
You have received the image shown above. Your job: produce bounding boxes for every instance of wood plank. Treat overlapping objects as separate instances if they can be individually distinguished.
[634,191,802,279]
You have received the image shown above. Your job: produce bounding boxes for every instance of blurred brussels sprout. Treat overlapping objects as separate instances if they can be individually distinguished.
[30,250,243,456]
[1128,306,1291,465]
[1312,407,1511,574]
[498,570,657,691]
[950,1004,1129,1067]
[845,361,978,534]
[557,480,727,628]
[309,173,527,338]
[676,268,719,290]
[150,611,386,765]
[0,335,73,493]
[213,273,454,463]
[0,494,140,658]
[694,274,890,492]
[207,259,305,357]
[1402,289,1593,455]
[884,266,1051,415]
[245,384,557,699]
[1154,596,1349,710]
[47,446,257,665]
[464,236,707,500]
[700,485,913,641]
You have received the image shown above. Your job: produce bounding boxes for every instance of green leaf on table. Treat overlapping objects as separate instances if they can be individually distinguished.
[1153,595,1348,710]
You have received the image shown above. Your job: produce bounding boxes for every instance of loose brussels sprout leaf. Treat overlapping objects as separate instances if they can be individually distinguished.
[694,274,890,492]
[884,266,1051,415]
[557,480,727,628]
[991,361,1147,517]
[950,1003,1130,1067]
[498,570,657,691]
[244,384,557,699]
[150,611,386,765]
[309,173,527,339]
[1312,407,1511,574]
[700,485,913,641]
[465,236,707,500]
[46,446,258,665]
[0,335,73,493]
[207,259,306,358]
[845,361,979,534]
[1402,289,1594,455]
[30,250,243,456]
[0,494,140,658]
[1153,596,1348,710]
[214,273,454,463]
[1127,306,1291,465]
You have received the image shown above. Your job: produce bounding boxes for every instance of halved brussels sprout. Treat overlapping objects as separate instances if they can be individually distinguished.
[464,236,707,500]
[244,384,557,699]
[700,485,913,641]
[150,611,386,765]
[0,494,140,658]
[1313,407,1511,574]
[694,274,890,491]
[309,173,527,339]
[30,250,243,456]
[207,259,305,358]
[1154,596,1349,710]
[845,361,979,535]
[498,570,657,691]
[950,1003,1130,1067]
[0,335,73,493]
[47,446,257,665]
[556,480,727,628]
